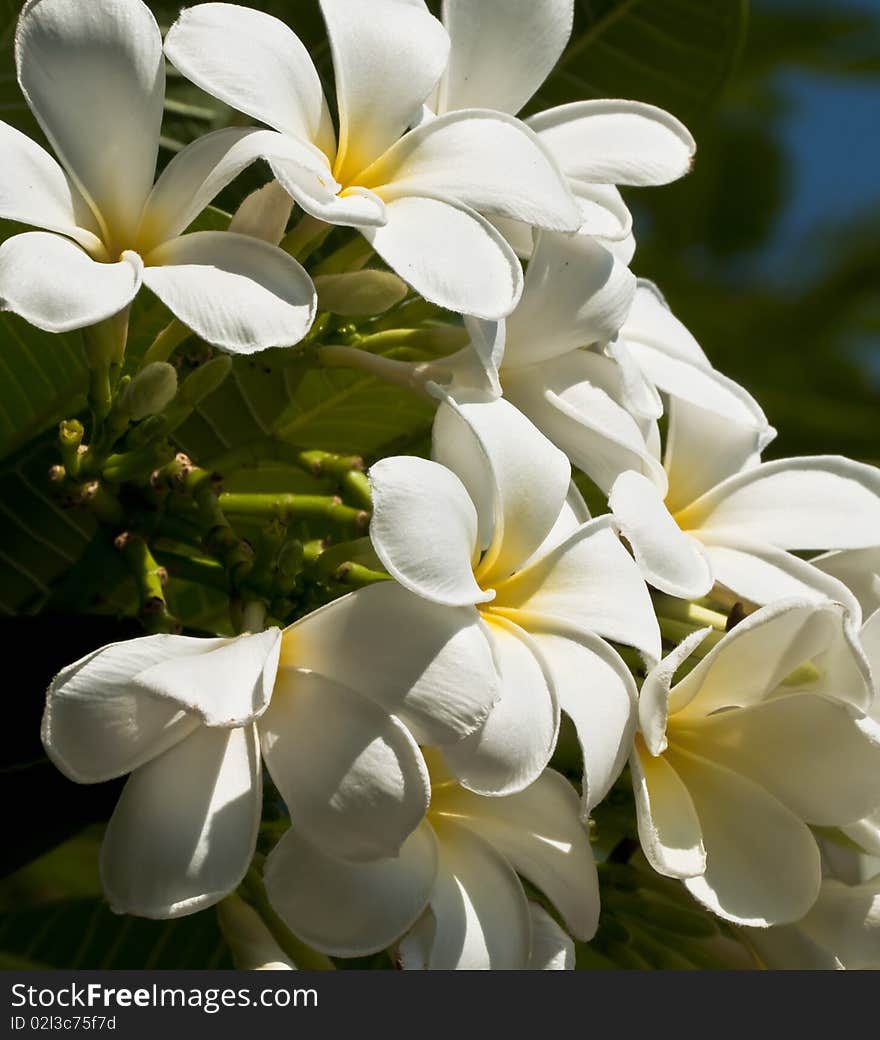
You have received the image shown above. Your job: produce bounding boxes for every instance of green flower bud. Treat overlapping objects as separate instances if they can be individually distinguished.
[179,355,233,406]
[121,362,178,420]
[315,271,408,317]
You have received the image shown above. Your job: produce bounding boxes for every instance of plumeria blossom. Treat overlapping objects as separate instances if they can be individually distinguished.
[632,598,880,926]
[163,0,582,320]
[41,629,282,919]
[264,752,596,968]
[742,876,880,970]
[0,0,316,352]
[366,395,658,811]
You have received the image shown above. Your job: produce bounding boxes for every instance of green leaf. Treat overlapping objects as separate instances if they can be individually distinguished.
[531,0,750,123]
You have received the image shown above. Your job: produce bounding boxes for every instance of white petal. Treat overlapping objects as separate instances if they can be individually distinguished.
[843,813,880,859]
[101,725,261,919]
[269,157,387,227]
[0,232,142,333]
[41,634,211,783]
[799,878,880,970]
[527,904,575,970]
[522,481,592,566]
[321,0,450,183]
[529,628,637,813]
[363,195,523,319]
[16,0,165,241]
[670,599,872,719]
[367,455,487,606]
[163,2,335,155]
[0,121,101,250]
[621,279,709,365]
[259,670,429,862]
[604,338,664,422]
[630,744,706,879]
[443,618,558,796]
[813,548,880,618]
[437,0,573,116]
[439,317,505,398]
[284,582,499,745]
[676,695,880,827]
[143,231,316,353]
[492,516,662,666]
[529,100,696,186]
[671,748,822,926]
[362,110,580,232]
[139,128,326,246]
[427,818,531,969]
[504,352,669,496]
[569,180,633,240]
[609,471,713,598]
[638,628,713,757]
[217,895,296,970]
[132,629,281,728]
[436,769,599,941]
[663,397,774,515]
[433,397,571,585]
[264,822,437,957]
[743,921,841,971]
[504,232,635,367]
[700,537,864,619]
[678,456,880,550]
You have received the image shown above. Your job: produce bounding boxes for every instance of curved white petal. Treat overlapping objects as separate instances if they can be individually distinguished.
[264,822,437,957]
[436,769,599,941]
[217,895,296,970]
[439,317,505,399]
[321,0,450,183]
[670,599,872,720]
[0,121,101,250]
[0,232,142,333]
[700,537,864,620]
[165,3,335,152]
[492,516,662,666]
[143,231,316,353]
[16,0,165,241]
[621,280,709,365]
[671,748,822,926]
[132,629,281,727]
[363,195,523,319]
[678,456,880,550]
[368,455,487,606]
[139,128,326,246]
[638,628,713,757]
[610,471,713,598]
[437,0,573,116]
[663,397,774,515]
[525,481,592,565]
[100,724,261,919]
[362,110,580,232]
[433,396,571,585]
[528,628,637,814]
[269,158,386,227]
[527,904,575,970]
[41,634,213,783]
[285,582,499,746]
[504,232,635,367]
[630,744,706,879]
[813,548,880,618]
[504,352,669,496]
[676,695,880,827]
[604,339,664,422]
[259,670,429,862]
[570,180,633,240]
[443,618,558,796]
[426,818,531,969]
[798,878,880,970]
[528,100,696,186]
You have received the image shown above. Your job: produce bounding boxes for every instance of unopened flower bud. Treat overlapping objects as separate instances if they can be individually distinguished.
[121,362,178,420]
[315,271,408,317]
[179,355,233,406]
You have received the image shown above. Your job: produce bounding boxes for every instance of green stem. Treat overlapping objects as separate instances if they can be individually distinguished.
[239,867,335,971]
[219,491,369,534]
[658,617,725,654]
[340,469,372,510]
[311,234,372,276]
[318,344,433,397]
[115,532,178,633]
[140,319,191,368]
[153,548,229,592]
[58,420,85,479]
[653,595,728,632]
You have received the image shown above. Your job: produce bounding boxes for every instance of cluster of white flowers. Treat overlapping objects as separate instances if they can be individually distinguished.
[5,0,879,969]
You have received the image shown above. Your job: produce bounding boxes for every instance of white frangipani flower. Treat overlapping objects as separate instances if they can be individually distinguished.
[364,395,658,810]
[163,0,582,319]
[431,0,695,248]
[633,598,880,927]
[742,876,880,970]
[264,752,597,968]
[0,0,316,352]
[41,629,283,919]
